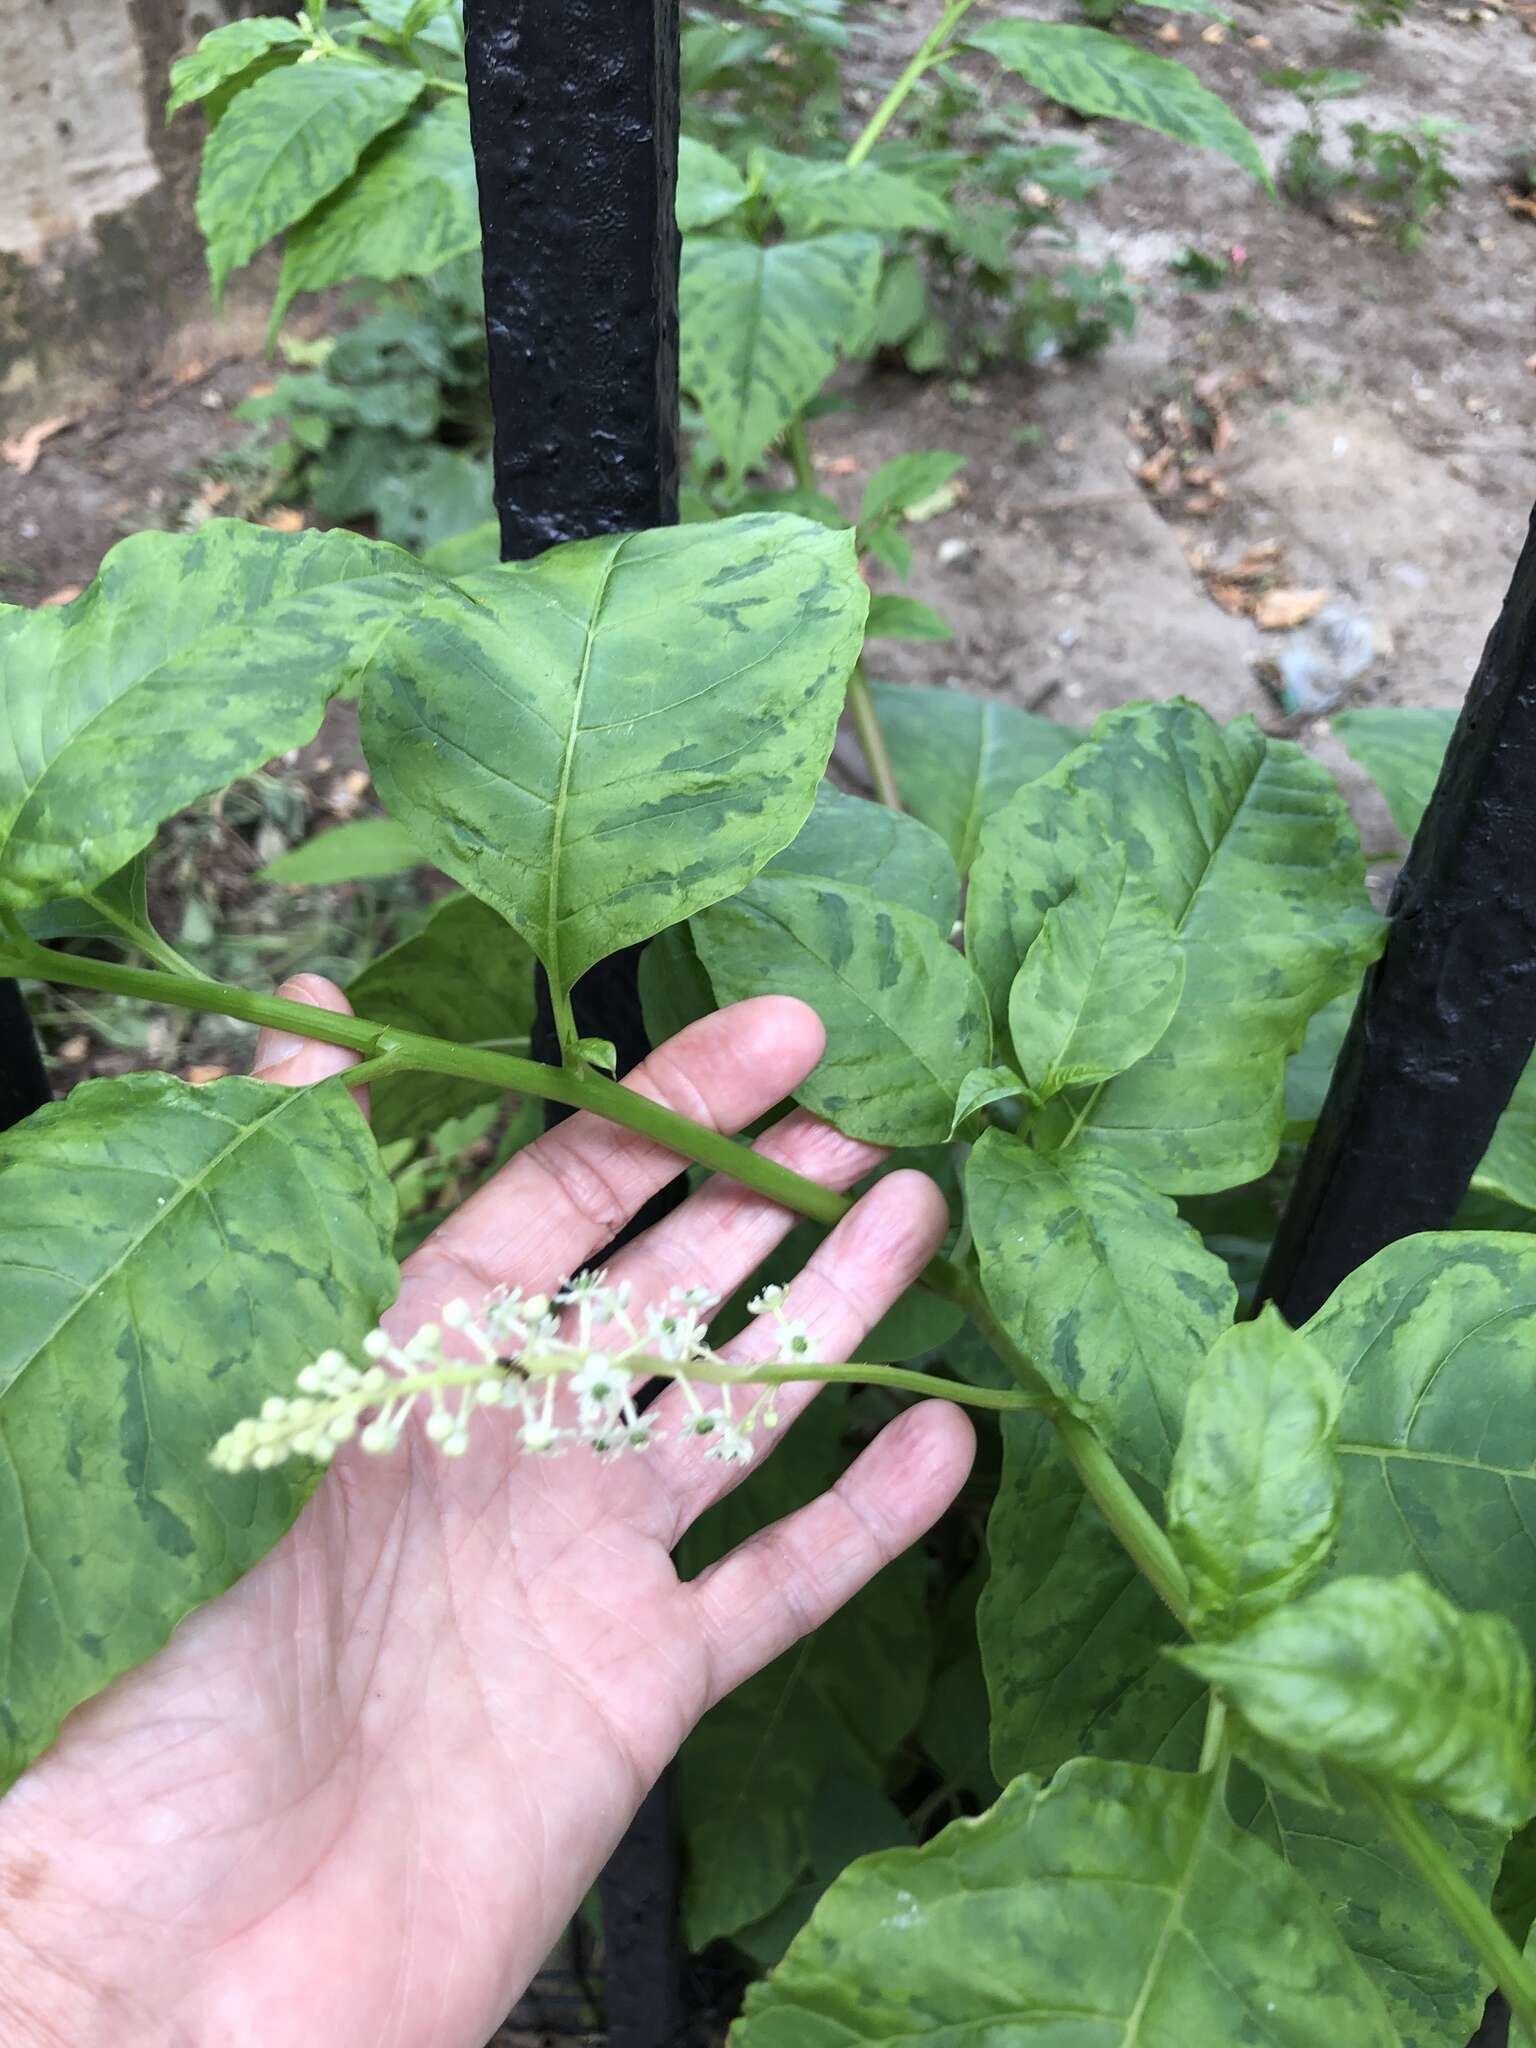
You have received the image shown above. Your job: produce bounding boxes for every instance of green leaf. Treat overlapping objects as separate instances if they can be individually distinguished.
[968,700,1383,1193]
[347,893,536,1146]
[20,857,154,947]
[0,1073,397,1787]
[258,815,424,885]
[1334,705,1455,839]
[677,1392,928,1948]
[859,450,966,527]
[867,680,1076,873]
[354,0,465,52]
[692,789,990,1146]
[1306,1232,1536,1662]
[1166,1307,1341,1636]
[360,515,864,996]
[733,1759,1399,2047]
[166,16,309,120]
[967,1129,1235,1482]
[0,522,426,912]
[1239,1775,1502,2048]
[1180,1574,1536,1828]
[680,234,882,483]
[863,593,951,642]
[196,57,425,299]
[965,20,1271,187]
[273,100,479,330]
[754,148,953,236]
[1008,844,1185,1098]
[420,518,501,577]
[947,1063,1030,1136]
[677,135,750,233]
[981,1413,1204,1780]
[638,924,718,1047]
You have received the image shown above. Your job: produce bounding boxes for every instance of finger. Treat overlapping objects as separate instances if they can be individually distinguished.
[648,1167,951,1538]
[251,975,366,1112]
[403,996,826,1311]
[689,1400,975,1706]
[594,1104,884,1331]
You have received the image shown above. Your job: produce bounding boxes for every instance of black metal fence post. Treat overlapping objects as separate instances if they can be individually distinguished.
[0,984,50,1136]
[462,5,687,2043]
[1259,499,1536,1322]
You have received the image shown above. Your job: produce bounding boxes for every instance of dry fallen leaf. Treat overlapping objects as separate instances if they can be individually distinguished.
[41,583,84,608]
[1505,190,1536,221]
[1255,587,1329,633]
[822,455,858,476]
[262,506,306,532]
[1200,21,1228,41]
[2,414,71,475]
[1155,19,1181,39]
[58,1034,90,1063]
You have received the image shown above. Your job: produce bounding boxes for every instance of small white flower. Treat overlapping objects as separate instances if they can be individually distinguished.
[519,1416,562,1453]
[441,1298,472,1330]
[703,1424,754,1465]
[362,1329,392,1359]
[776,1318,814,1364]
[569,1354,633,1404]
[748,1283,790,1316]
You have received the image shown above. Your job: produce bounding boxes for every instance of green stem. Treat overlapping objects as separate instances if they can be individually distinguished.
[845,0,981,168]
[686,1357,1052,1414]
[1,939,858,1225]
[847,662,905,811]
[951,1271,1193,1626]
[1357,1778,1536,2037]
[1198,1695,1228,1775]
[785,418,818,495]
[78,894,200,980]
[548,981,581,1068]
[5,940,1186,1634]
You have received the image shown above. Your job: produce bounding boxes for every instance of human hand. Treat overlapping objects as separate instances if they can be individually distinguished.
[0,981,973,2048]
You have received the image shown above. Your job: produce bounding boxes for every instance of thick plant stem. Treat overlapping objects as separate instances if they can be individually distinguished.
[4,941,1190,1635]
[845,0,981,167]
[848,664,906,812]
[0,940,856,1225]
[1357,1778,1536,2037]
[785,418,818,495]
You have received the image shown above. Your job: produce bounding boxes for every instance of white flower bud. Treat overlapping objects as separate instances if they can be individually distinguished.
[362,1329,392,1359]
[441,1298,471,1329]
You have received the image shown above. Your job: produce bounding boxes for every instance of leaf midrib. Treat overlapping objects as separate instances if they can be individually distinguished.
[545,541,624,999]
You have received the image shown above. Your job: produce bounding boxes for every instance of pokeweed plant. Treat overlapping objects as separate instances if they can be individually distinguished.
[9,510,1536,2042]
[172,0,1270,834]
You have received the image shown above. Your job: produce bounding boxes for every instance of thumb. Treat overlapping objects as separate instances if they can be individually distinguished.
[251,975,366,1112]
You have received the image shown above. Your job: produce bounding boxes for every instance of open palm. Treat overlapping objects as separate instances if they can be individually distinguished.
[0,980,973,2048]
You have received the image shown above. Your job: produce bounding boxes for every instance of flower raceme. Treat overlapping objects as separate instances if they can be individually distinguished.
[209,1274,817,1475]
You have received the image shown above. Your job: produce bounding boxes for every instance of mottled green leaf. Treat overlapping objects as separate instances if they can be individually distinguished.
[1182,1575,1536,1827]
[755,147,952,236]
[347,893,535,1146]
[638,924,718,1048]
[863,593,951,642]
[677,135,751,232]
[981,1412,1204,1780]
[968,1129,1235,1482]
[693,789,989,1145]
[274,100,479,329]
[0,522,425,912]
[968,700,1382,1192]
[965,20,1271,186]
[1167,1307,1341,1636]
[166,16,308,120]
[733,1759,1398,2047]
[197,57,424,298]
[1306,1233,1536,1662]
[20,857,155,950]
[361,516,864,996]
[868,681,1076,873]
[680,234,882,482]
[258,815,424,885]
[0,1073,397,1787]
[1334,705,1456,840]
[1239,1775,1500,2048]
[1008,844,1185,1099]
